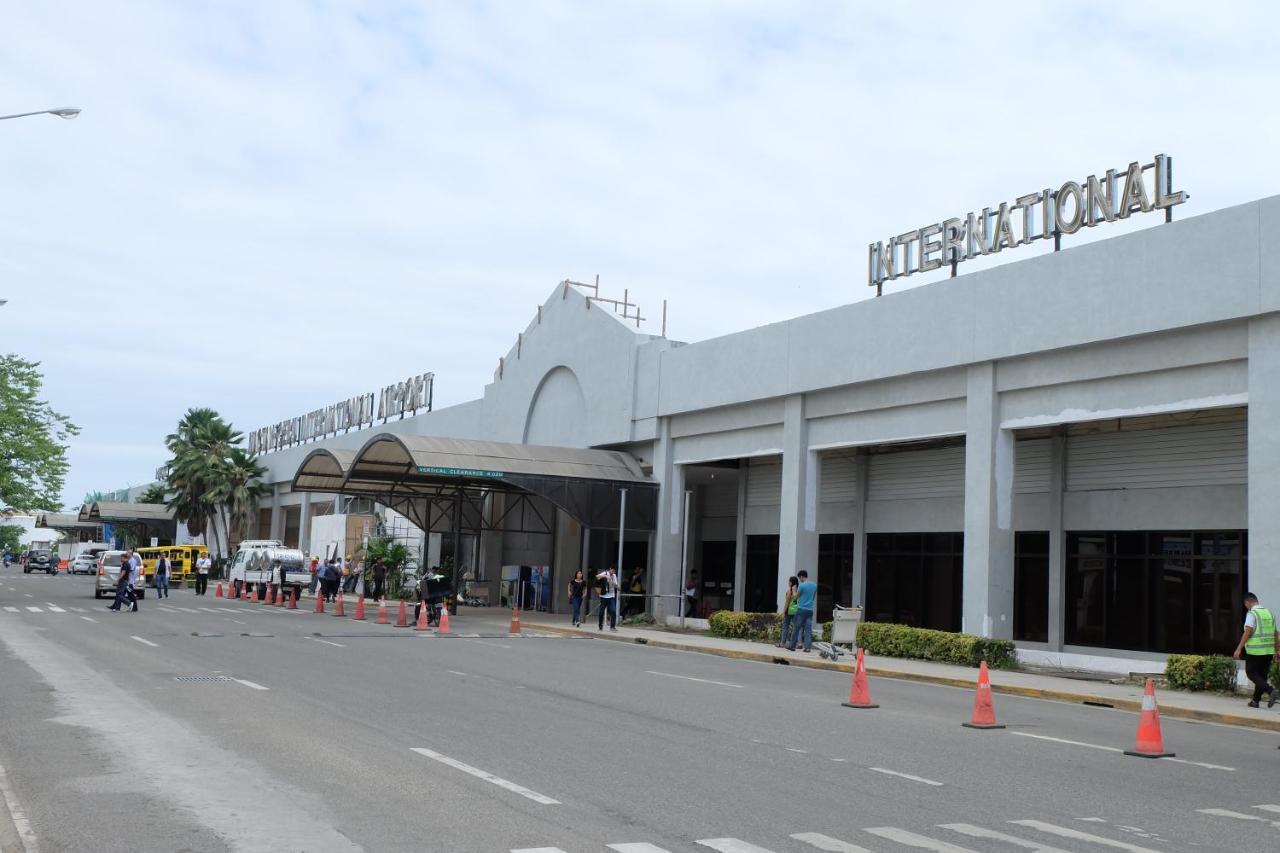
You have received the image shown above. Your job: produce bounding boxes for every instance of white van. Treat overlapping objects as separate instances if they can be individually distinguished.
[94,551,146,599]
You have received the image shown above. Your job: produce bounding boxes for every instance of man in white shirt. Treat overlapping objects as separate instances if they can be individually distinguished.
[595,566,619,632]
[195,554,211,596]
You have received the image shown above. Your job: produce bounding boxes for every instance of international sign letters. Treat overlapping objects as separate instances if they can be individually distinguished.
[867,154,1188,290]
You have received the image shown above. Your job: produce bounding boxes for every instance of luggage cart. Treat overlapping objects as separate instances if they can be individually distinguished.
[815,604,863,661]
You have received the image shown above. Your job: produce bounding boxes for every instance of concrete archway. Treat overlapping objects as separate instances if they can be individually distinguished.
[523,365,588,447]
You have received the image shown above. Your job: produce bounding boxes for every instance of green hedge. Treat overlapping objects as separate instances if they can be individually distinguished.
[855,622,1017,670]
[1165,654,1238,692]
[707,611,835,646]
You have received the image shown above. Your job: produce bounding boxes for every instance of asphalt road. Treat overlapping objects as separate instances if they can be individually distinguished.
[0,571,1278,853]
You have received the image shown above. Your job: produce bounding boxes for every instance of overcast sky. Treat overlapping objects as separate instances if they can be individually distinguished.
[3,1,1277,510]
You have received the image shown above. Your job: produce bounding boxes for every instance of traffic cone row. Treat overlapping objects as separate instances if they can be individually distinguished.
[413,600,430,631]
[394,600,409,628]
[353,596,366,621]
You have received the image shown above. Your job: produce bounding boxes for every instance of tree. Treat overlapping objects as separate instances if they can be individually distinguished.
[135,483,167,504]
[0,355,78,510]
[0,524,23,556]
[363,536,413,600]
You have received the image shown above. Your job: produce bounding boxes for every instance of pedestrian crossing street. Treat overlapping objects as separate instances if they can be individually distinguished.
[508,804,1280,853]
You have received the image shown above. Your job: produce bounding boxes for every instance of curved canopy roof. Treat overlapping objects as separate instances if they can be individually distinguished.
[290,433,656,532]
[77,502,175,523]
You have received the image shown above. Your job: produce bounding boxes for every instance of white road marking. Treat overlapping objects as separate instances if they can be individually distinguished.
[45,604,64,612]
[791,831,873,851]
[3,606,18,613]
[448,670,469,676]
[609,845,674,853]
[79,616,96,623]
[69,607,85,613]
[695,840,777,853]
[511,848,570,853]
[1009,820,1164,853]
[940,823,1074,851]
[1197,808,1280,827]
[233,679,269,691]
[130,636,158,647]
[645,670,743,688]
[1162,757,1234,771]
[0,757,39,852]
[23,593,32,597]
[862,829,977,852]
[309,638,345,648]
[1010,732,1121,753]
[230,619,246,625]
[179,607,200,613]
[785,747,808,753]
[199,608,222,613]
[411,747,559,805]
[830,758,848,762]
[157,606,179,613]
[25,607,41,613]
[1255,804,1280,813]
[868,767,944,786]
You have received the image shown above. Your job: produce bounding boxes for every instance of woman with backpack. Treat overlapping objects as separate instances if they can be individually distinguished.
[776,575,799,648]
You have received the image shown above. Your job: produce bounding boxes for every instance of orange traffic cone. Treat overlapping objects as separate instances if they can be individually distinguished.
[333,595,345,617]
[276,586,286,607]
[267,584,276,605]
[289,587,299,609]
[962,660,1005,729]
[257,585,265,603]
[353,596,366,621]
[241,583,250,601]
[841,647,879,709]
[394,600,410,627]
[375,598,389,625]
[437,601,450,634]
[315,591,325,614]
[215,582,223,598]
[413,601,430,631]
[1125,678,1174,758]
[509,606,522,635]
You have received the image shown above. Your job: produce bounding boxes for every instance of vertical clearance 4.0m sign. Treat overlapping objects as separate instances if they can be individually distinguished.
[867,154,1188,293]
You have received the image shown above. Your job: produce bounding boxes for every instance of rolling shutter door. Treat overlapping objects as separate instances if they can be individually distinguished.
[1066,422,1246,491]
[1015,439,1052,495]
[866,445,965,500]
[746,458,782,507]
[820,452,858,503]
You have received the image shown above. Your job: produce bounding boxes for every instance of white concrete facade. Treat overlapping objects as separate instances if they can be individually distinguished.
[249,195,1280,666]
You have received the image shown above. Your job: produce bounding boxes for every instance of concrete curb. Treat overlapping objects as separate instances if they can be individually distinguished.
[525,622,1280,733]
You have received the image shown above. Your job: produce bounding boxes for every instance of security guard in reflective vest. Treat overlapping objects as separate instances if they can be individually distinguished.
[1233,592,1278,709]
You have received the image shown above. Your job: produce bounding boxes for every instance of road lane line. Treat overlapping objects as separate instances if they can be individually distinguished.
[233,679,269,691]
[1009,821,1164,853]
[939,824,1074,851]
[791,831,872,851]
[199,608,222,613]
[44,604,64,612]
[24,607,41,613]
[645,670,743,688]
[1162,757,1234,771]
[308,638,345,648]
[0,757,39,852]
[410,747,559,805]
[868,767,944,787]
[3,607,18,613]
[512,848,570,853]
[79,616,96,623]
[609,844,675,852]
[1255,804,1280,813]
[23,594,32,598]
[1010,732,1122,753]
[1197,808,1280,827]
[69,607,84,612]
[863,829,977,852]
[785,747,808,753]
[695,840,777,853]
[129,636,158,647]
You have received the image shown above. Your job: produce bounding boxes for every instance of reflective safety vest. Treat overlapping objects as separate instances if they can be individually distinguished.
[1245,606,1277,655]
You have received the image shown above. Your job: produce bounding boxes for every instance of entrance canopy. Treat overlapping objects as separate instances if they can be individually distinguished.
[76,501,178,544]
[290,433,657,535]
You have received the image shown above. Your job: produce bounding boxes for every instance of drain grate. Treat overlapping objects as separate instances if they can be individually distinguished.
[173,675,235,683]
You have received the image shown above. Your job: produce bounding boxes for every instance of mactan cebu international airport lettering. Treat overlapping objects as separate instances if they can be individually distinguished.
[868,154,1188,292]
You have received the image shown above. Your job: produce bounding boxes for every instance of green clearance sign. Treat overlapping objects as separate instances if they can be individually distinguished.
[416,466,505,479]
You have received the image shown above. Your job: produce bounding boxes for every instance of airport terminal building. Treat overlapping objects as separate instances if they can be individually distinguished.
[247,192,1280,672]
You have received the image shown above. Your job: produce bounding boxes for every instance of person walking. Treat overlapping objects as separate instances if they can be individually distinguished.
[625,566,646,617]
[567,570,586,627]
[107,551,134,612]
[596,566,619,631]
[684,573,699,618]
[370,559,387,601]
[786,569,817,653]
[275,559,289,602]
[127,551,142,612]
[308,556,319,595]
[776,575,799,648]
[1234,591,1278,709]
[194,552,211,595]
[154,554,170,599]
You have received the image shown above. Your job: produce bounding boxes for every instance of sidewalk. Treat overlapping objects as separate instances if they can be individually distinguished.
[522,613,1280,733]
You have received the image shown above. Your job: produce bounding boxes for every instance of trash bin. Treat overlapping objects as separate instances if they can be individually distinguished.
[831,605,862,646]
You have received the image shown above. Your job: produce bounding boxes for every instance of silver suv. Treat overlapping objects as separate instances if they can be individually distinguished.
[94,551,145,599]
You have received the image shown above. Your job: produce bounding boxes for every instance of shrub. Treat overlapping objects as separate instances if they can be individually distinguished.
[1165,654,1238,692]
[708,611,783,643]
[855,622,1017,670]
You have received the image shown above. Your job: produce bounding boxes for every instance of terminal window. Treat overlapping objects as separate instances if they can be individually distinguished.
[864,533,963,632]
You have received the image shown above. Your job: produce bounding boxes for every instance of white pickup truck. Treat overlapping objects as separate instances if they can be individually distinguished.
[227,539,308,599]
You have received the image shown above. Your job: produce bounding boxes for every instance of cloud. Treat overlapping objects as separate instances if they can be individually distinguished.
[1,0,1276,508]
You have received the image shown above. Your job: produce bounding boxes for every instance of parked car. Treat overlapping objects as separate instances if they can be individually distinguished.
[69,553,99,575]
[23,549,56,574]
[94,551,145,599]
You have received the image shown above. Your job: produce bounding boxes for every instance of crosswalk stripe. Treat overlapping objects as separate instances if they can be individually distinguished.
[45,604,65,612]
[200,608,222,613]
[939,824,1074,852]
[511,848,570,852]
[3,607,18,613]
[608,845,674,853]
[791,832,872,852]
[864,828,979,852]
[69,607,85,612]
[25,607,41,613]
[696,840,777,853]
[179,607,200,613]
[1008,821,1164,853]
[410,747,560,805]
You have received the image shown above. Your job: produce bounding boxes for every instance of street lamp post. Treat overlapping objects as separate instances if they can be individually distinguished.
[0,108,81,122]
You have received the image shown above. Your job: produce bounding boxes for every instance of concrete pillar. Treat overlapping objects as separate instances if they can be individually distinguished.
[298,496,313,558]
[269,485,284,541]
[1249,316,1280,608]
[651,417,686,600]
[1046,434,1066,651]
[778,395,818,609]
[850,449,868,606]
[962,362,1015,639]
[733,459,747,611]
